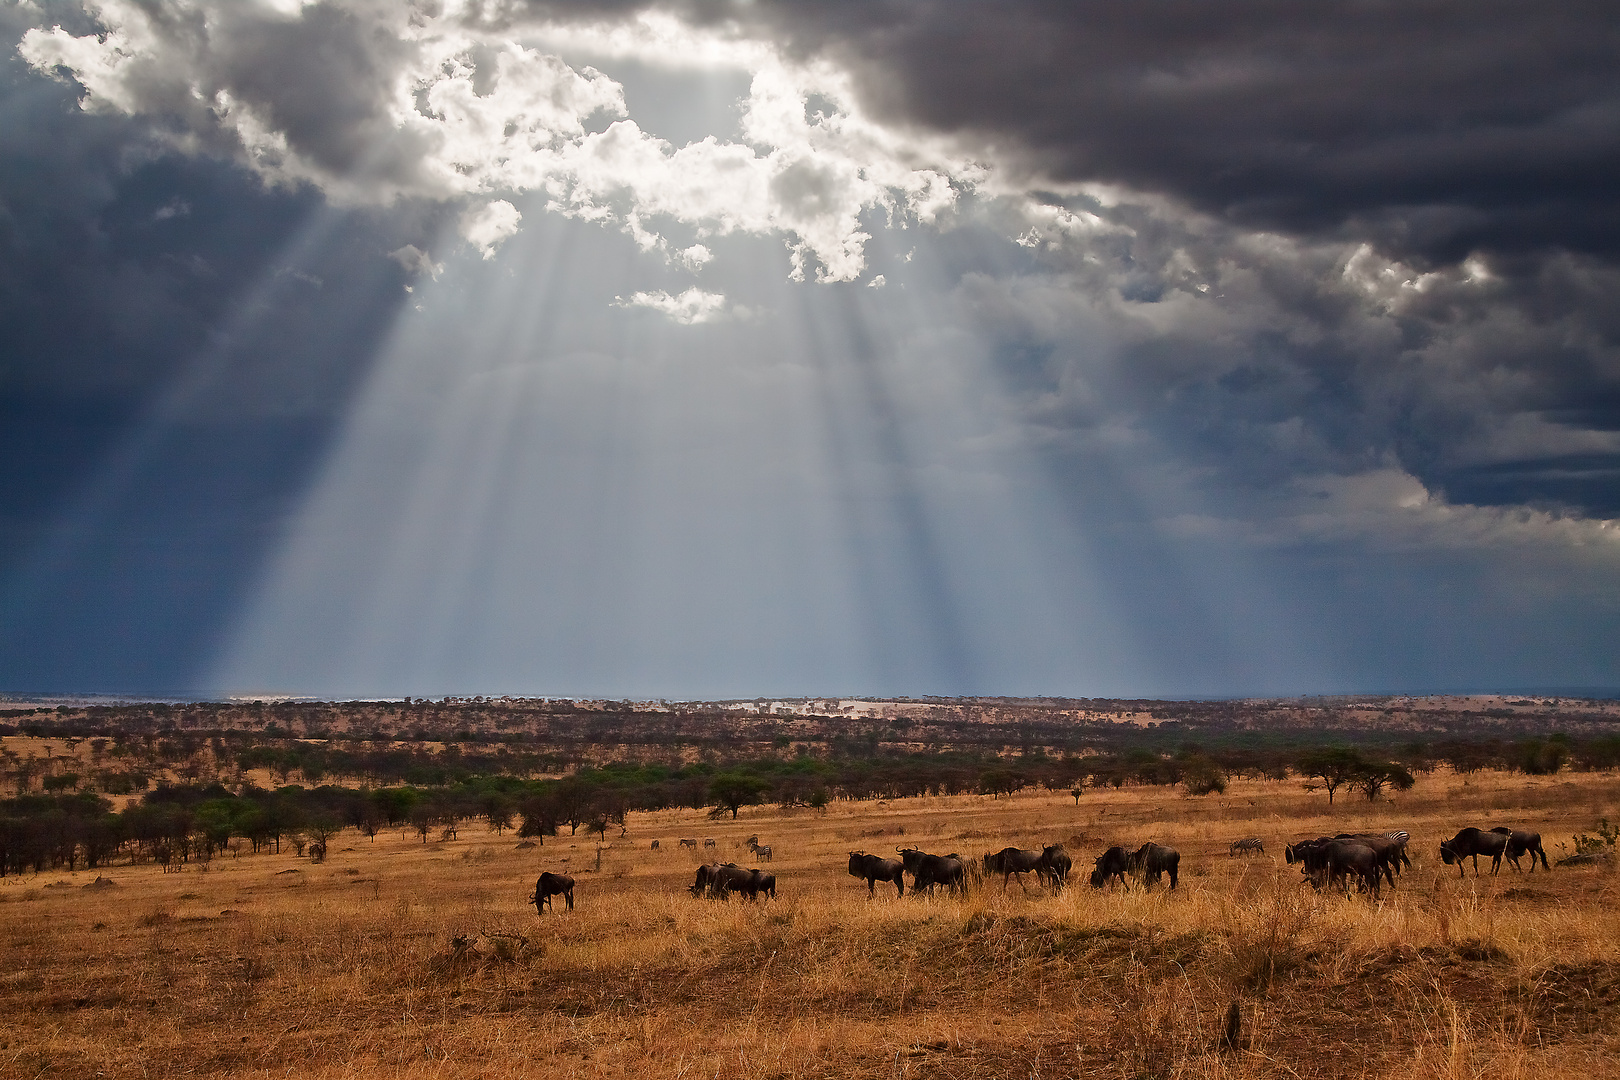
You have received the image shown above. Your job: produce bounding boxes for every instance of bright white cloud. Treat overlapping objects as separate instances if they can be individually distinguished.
[17,4,981,282]
[612,287,729,325]
[459,200,522,259]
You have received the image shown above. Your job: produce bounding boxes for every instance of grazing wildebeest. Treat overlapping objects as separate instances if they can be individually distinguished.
[848,851,905,897]
[690,863,720,896]
[1229,837,1265,857]
[650,839,660,851]
[1131,842,1180,890]
[704,863,767,900]
[1300,840,1384,899]
[983,847,1044,891]
[1439,827,1510,877]
[1090,845,1133,889]
[1037,843,1073,891]
[1332,834,1403,885]
[730,868,776,900]
[1491,828,1550,872]
[898,848,966,896]
[531,872,575,913]
[703,838,717,849]
[678,838,698,849]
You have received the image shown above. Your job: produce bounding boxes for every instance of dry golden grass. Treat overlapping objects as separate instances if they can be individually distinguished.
[2,770,1618,1079]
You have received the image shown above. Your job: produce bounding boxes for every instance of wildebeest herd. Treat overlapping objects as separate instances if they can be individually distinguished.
[531,822,1555,913]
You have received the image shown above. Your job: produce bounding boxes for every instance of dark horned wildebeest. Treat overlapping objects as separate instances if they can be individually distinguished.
[732,868,775,900]
[703,861,771,906]
[1229,837,1264,857]
[983,847,1044,891]
[1491,827,1550,872]
[1090,845,1133,889]
[650,839,660,851]
[1131,842,1180,890]
[1332,834,1403,885]
[531,871,575,913]
[1439,827,1510,877]
[848,851,905,897]
[1310,840,1384,899]
[898,848,966,896]
[690,862,722,897]
[678,838,698,849]
[1037,843,1073,891]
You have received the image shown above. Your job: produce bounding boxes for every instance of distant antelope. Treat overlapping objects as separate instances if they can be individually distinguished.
[650,840,660,851]
[703,838,716,849]
[678,838,697,849]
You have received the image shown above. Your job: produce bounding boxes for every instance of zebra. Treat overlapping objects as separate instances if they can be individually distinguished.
[747,836,773,861]
[1229,837,1265,857]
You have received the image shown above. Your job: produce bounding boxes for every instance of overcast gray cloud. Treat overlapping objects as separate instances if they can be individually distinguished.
[3,1,1617,696]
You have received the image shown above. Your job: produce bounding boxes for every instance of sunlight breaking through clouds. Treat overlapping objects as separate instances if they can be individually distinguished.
[19,2,979,279]
[6,2,1619,697]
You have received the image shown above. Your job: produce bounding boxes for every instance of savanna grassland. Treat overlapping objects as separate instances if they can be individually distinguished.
[1,768,1617,1080]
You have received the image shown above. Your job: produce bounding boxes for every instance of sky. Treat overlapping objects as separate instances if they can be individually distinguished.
[1,0,1617,700]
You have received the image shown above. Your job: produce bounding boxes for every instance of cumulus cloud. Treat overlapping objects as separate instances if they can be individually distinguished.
[613,287,729,324]
[459,200,522,259]
[15,3,979,282]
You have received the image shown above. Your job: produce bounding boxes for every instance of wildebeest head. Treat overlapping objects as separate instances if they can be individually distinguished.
[1438,842,1457,866]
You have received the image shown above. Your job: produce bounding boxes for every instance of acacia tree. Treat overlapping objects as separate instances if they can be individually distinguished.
[709,774,769,819]
[1296,748,1366,805]
[1354,760,1416,802]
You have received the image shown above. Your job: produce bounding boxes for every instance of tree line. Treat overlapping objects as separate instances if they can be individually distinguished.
[3,734,1619,876]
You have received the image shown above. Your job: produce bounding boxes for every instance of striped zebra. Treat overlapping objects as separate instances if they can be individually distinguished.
[1229,837,1265,857]
[1383,830,1412,870]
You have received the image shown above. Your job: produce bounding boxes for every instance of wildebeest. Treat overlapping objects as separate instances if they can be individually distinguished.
[1491,827,1550,872]
[691,862,768,900]
[1307,840,1384,899]
[1090,845,1133,889]
[1229,837,1265,857]
[690,862,722,896]
[983,847,1044,891]
[732,868,776,900]
[531,871,575,913]
[1036,843,1072,891]
[1130,842,1180,890]
[678,838,697,849]
[848,851,905,897]
[703,838,717,848]
[1332,833,1404,884]
[650,839,660,851]
[1439,827,1510,877]
[898,847,966,896]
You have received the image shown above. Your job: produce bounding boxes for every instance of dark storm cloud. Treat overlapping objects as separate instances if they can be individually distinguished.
[726,1,1620,266]
[491,1,1620,515]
